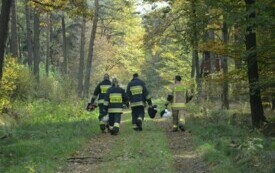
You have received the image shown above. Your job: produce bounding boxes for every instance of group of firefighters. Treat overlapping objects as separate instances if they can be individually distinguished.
[87,73,193,135]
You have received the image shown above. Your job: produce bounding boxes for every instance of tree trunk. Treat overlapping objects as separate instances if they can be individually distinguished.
[234,25,242,69]
[191,54,195,78]
[221,22,229,109]
[83,0,99,97]
[49,14,54,70]
[272,96,275,110]
[245,0,266,127]
[25,0,33,69]
[0,0,12,80]
[234,24,243,101]
[46,13,51,77]
[33,12,40,82]
[209,29,215,73]
[209,29,215,100]
[10,0,19,58]
[77,17,86,98]
[191,0,201,102]
[61,15,68,75]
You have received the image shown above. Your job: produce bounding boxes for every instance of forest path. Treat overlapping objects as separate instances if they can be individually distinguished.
[59,111,209,173]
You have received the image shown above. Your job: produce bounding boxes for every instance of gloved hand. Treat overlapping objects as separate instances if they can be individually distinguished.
[86,103,97,111]
[186,95,193,103]
[167,94,173,102]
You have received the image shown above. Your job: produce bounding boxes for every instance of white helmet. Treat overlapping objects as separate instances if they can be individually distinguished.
[162,109,172,118]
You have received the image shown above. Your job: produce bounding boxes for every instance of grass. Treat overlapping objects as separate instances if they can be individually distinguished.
[0,99,100,173]
[1,100,175,173]
[98,114,175,173]
[3,97,274,173]
[185,103,275,173]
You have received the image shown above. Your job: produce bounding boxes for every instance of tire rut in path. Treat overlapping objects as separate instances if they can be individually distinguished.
[58,132,118,173]
[160,120,210,173]
[59,118,210,173]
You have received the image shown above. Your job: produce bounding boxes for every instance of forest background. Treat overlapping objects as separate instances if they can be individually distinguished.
[0,0,275,172]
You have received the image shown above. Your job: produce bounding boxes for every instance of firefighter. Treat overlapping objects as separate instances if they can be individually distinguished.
[103,78,128,135]
[166,75,193,132]
[126,73,152,131]
[89,74,112,132]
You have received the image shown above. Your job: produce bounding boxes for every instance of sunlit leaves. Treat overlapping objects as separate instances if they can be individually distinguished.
[0,57,24,111]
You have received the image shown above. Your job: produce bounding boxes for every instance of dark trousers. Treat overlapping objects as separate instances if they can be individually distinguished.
[109,113,121,127]
[131,106,145,125]
[98,104,105,121]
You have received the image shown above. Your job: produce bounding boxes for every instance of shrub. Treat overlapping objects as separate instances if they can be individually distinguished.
[0,57,24,112]
[14,68,35,100]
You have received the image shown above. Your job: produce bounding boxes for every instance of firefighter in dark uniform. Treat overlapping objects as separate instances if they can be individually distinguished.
[126,73,152,131]
[89,74,112,132]
[103,78,128,135]
[166,75,192,132]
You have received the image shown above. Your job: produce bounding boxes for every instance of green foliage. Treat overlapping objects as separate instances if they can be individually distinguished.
[0,57,25,112]
[35,73,76,102]
[110,1,146,75]
[186,104,275,173]
[14,68,35,100]
[0,99,99,173]
[0,57,79,113]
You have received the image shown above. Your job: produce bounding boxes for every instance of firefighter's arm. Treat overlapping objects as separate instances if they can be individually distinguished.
[165,88,174,107]
[167,94,173,102]
[166,94,173,105]
[122,89,129,108]
[186,90,192,103]
[126,83,131,97]
[145,90,152,106]
[102,91,110,116]
[145,92,153,107]
[143,84,152,107]
[91,84,100,104]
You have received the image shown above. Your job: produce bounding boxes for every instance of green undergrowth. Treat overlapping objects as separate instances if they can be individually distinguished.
[98,115,175,173]
[186,102,275,173]
[0,99,99,173]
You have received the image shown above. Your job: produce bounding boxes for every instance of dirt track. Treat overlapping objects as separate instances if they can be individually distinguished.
[162,122,209,173]
[59,118,209,173]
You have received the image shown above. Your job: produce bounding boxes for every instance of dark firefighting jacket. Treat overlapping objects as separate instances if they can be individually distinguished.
[126,78,152,107]
[91,79,112,105]
[103,85,128,114]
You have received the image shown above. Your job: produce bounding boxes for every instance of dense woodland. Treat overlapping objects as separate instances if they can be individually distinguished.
[0,0,275,172]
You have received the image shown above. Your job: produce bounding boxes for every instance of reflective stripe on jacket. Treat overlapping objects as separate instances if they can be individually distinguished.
[92,80,111,105]
[171,83,186,110]
[104,86,128,113]
[126,78,150,107]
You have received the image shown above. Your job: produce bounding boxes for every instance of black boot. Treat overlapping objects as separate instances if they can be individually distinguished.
[100,124,106,133]
[111,127,119,135]
[179,124,185,132]
[136,119,143,131]
[106,124,111,133]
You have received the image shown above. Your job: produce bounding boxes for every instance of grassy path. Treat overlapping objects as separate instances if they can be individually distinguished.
[60,112,208,173]
[2,101,274,172]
